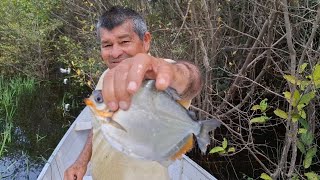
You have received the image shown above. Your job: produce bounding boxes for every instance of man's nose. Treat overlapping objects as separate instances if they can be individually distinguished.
[111,44,123,59]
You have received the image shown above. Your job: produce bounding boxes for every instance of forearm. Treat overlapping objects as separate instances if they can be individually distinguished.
[76,129,93,165]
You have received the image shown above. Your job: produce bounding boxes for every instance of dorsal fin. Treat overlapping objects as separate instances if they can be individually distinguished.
[170,134,194,160]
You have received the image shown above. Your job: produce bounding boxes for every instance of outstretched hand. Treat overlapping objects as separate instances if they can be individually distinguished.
[102,53,181,111]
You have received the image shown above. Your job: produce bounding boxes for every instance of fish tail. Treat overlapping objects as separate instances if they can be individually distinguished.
[196,119,221,154]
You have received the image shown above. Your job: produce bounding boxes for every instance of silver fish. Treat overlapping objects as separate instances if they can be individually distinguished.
[85,80,221,164]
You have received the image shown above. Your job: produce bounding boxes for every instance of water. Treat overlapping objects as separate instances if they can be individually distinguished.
[0,82,89,180]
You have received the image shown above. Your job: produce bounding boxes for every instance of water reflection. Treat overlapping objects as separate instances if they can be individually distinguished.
[0,82,89,179]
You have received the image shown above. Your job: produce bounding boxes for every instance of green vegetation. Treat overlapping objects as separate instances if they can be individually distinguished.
[0,76,36,156]
[0,0,320,179]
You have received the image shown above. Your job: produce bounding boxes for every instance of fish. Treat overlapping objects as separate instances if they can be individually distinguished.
[85,80,221,165]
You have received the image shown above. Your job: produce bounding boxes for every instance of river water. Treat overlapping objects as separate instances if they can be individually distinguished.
[0,82,90,180]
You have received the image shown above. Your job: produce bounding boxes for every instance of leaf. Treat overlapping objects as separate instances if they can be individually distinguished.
[299,128,307,134]
[76,69,81,75]
[299,110,307,119]
[260,173,272,180]
[293,90,300,107]
[301,132,314,147]
[283,90,300,106]
[311,64,320,80]
[300,80,311,90]
[251,105,261,111]
[227,147,235,153]
[299,118,309,129]
[284,75,301,85]
[297,140,306,154]
[297,103,306,111]
[274,109,288,120]
[304,172,319,180]
[292,113,301,122]
[283,91,292,103]
[304,147,317,169]
[222,138,228,149]
[259,98,268,112]
[299,92,315,106]
[250,116,269,124]
[218,149,226,155]
[299,63,308,73]
[209,146,225,154]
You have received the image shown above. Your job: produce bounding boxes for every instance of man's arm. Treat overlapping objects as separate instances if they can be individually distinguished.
[64,129,93,180]
[102,53,202,111]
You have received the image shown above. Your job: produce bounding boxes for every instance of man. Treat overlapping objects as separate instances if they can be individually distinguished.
[64,6,202,180]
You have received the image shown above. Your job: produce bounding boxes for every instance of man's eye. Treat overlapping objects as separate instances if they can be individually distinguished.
[121,41,130,44]
[103,44,112,48]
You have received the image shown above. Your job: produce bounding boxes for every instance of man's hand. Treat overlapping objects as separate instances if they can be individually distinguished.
[64,161,87,180]
[102,53,200,111]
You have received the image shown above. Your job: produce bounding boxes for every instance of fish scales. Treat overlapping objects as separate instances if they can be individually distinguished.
[85,80,221,164]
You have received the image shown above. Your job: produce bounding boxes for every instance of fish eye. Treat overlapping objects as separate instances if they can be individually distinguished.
[95,94,104,103]
[92,90,104,103]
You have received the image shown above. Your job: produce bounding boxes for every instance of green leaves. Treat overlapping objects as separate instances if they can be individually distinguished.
[311,64,320,81]
[250,99,270,124]
[251,99,268,112]
[301,131,314,147]
[209,146,225,154]
[299,63,308,73]
[250,116,269,124]
[209,138,235,155]
[222,138,228,149]
[299,92,315,106]
[304,172,319,180]
[297,140,306,154]
[274,109,288,119]
[284,75,301,85]
[303,147,317,169]
[260,173,272,180]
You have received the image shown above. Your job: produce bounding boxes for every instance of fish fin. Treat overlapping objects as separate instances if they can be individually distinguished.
[164,88,191,109]
[101,118,127,132]
[187,110,197,120]
[170,134,194,160]
[109,120,127,132]
[164,88,181,101]
[196,119,221,154]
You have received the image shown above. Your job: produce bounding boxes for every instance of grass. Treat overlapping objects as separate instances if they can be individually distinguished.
[0,76,36,157]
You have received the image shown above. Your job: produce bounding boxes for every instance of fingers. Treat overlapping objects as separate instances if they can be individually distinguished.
[114,64,131,110]
[154,63,174,91]
[102,54,176,111]
[103,69,118,111]
[103,61,133,111]
[126,56,152,94]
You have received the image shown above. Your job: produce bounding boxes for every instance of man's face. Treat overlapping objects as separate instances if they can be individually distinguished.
[99,20,150,69]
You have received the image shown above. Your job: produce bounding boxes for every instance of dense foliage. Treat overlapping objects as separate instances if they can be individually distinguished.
[1,0,320,179]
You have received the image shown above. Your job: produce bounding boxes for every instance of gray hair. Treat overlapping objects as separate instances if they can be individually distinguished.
[96,6,147,40]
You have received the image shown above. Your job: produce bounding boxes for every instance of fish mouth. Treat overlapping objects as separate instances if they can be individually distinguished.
[84,98,93,106]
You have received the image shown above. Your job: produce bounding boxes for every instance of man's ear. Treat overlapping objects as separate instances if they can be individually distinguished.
[143,31,151,52]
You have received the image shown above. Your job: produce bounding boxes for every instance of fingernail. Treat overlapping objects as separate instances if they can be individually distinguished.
[128,81,137,92]
[158,78,166,85]
[119,101,129,110]
[107,102,117,111]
